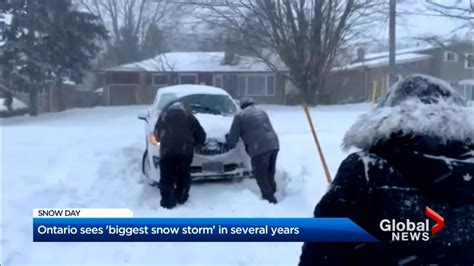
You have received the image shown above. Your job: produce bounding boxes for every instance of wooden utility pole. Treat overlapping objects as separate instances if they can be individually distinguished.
[388,0,396,87]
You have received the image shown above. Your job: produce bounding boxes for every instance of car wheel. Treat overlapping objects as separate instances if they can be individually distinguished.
[142,150,161,188]
[142,150,150,176]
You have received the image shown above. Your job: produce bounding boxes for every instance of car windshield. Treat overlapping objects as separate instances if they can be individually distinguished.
[178,94,237,116]
[156,93,178,110]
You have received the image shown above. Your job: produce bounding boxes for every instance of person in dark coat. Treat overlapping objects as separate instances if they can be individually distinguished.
[154,101,206,209]
[299,74,474,265]
[226,97,280,204]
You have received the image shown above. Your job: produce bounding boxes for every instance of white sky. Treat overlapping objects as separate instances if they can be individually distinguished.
[360,0,471,51]
[396,0,471,40]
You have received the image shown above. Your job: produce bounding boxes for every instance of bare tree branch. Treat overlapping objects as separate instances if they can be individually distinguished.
[79,0,187,43]
[424,0,473,21]
[197,0,383,104]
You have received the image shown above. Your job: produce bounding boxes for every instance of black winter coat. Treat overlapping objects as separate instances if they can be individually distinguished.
[299,136,474,265]
[226,105,279,157]
[154,105,206,157]
[300,74,474,265]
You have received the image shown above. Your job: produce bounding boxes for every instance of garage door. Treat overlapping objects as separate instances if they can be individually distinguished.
[109,85,137,105]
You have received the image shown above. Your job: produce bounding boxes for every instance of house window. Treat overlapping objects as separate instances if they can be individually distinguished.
[444,51,458,62]
[240,74,276,96]
[465,53,474,69]
[213,74,223,88]
[152,74,170,86]
[267,75,275,95]
[238,76,246,96]
[247,76,266,96]
[179,74,198,84]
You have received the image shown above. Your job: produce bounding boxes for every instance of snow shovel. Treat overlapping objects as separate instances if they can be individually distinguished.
[303,103,332,184]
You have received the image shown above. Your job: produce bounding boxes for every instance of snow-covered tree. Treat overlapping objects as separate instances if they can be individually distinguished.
[79,0,187,66]
[0,0,107,115]
[141,23,168,59]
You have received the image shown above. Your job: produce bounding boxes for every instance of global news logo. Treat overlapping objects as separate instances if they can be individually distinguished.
[379,207,444,241]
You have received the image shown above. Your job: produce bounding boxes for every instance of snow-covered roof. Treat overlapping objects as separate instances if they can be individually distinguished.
[157,84,230,98]
[105,52,286,73]
[459,79,474,86]
[363,45,434,61]
[334,45,435,71]
[335,53,432,71]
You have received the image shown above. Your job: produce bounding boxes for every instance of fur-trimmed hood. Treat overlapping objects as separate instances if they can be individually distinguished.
[343,74,474,151]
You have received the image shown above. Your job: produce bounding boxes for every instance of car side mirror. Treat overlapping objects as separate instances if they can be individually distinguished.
[137,112,148,122]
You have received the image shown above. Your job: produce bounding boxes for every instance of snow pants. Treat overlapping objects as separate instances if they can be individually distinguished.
[251,149,278,201]
[159,154,193,209]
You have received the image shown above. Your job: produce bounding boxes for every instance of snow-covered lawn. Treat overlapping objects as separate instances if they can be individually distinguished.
[1,104,369,265]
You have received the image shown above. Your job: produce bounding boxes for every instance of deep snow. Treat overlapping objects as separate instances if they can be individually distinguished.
[1,103,369,265]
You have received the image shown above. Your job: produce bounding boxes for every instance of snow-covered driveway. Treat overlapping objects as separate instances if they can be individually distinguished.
[1,104,369,265]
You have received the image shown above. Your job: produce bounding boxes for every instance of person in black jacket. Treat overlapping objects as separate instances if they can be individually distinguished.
[154,101,206,209]
[299,74,474,265]
[226,98,280,204]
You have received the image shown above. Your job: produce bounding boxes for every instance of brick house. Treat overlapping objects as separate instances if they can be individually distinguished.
[326,41,474,104]
[100,52,289,106]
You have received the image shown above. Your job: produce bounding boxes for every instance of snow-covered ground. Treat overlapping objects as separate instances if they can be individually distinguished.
[1,103,369,265]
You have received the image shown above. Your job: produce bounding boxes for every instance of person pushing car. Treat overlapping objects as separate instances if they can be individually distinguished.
[154,101,206,209]
[226,98,280,204]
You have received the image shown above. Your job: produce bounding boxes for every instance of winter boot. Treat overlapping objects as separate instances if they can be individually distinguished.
[160,198,177,209]
[265,195,278,204]
[176,192,189,205]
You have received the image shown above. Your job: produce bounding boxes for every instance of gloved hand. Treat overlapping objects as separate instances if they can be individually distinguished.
[225,134,237,149]
[150,133,159,145]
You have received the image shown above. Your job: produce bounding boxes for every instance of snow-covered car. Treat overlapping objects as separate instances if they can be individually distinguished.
[138,84,252,184]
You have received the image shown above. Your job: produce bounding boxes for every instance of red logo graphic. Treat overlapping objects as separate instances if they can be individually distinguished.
[425,207,444,236]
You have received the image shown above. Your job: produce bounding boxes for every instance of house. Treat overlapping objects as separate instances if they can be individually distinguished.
[100,52,288,106]
[326,41,474,104]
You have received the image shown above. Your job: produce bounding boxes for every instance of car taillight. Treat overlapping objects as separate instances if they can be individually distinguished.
[150,134,159,145]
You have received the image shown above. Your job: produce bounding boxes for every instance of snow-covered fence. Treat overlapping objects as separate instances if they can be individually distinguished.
[13,86,99,114]
[14,91,50,113]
